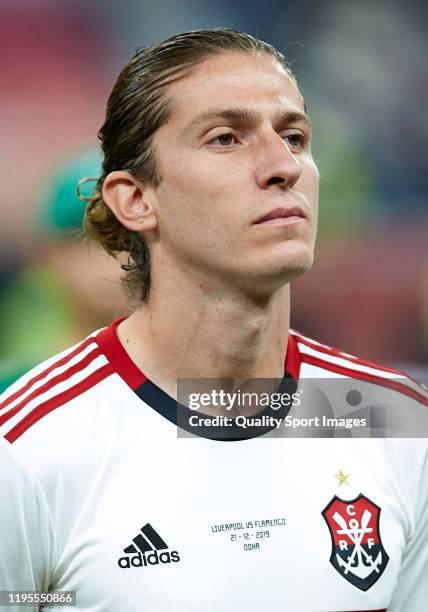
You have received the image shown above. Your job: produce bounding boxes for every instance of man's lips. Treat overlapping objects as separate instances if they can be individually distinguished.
[254,206,306,225]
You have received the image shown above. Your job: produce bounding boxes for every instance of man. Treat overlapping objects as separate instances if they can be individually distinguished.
[0,29,427,612]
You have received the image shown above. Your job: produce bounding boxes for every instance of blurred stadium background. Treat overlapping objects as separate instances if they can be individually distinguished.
[1,0,427,388]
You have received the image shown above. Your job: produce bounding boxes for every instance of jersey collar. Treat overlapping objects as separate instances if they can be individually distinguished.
[96,317,302,441]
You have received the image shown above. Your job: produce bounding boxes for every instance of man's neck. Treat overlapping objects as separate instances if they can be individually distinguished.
[117,279,290,400]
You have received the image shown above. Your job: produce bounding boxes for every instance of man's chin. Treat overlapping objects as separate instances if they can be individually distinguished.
[271,260,314,286]
[235,257,314,300]
[261,250,315,283]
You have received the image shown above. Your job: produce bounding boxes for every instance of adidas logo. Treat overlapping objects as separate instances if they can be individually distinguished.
[118,523,180,569]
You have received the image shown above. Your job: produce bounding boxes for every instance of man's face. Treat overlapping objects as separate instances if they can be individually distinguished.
[150,52,319,296]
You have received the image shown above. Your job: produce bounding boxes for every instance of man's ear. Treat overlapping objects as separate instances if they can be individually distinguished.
[102,171,158,232]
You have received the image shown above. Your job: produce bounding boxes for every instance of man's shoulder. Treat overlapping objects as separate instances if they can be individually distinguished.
[0,329,114,445]
[291,328,428,407]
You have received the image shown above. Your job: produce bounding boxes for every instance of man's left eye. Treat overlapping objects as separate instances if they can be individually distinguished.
[283,133,305,148]
[209,133,237,146]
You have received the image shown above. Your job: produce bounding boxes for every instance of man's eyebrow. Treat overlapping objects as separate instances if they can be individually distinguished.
[181,106,312,135]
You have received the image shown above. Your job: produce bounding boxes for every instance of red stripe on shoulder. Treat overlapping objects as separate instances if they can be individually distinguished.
[291,330,404,377]
[0,348,102,427]
[95,319,147,390]
[285,332,301,381]
[301,353,428,407]
[0,337,97,411]
[4,363,113,443]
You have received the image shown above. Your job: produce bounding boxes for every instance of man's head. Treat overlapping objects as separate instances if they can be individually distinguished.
[84,28,319,303]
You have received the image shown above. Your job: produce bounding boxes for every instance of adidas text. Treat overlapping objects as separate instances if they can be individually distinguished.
[118,549,180,569]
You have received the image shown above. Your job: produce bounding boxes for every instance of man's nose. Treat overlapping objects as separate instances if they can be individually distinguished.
[255,134,302,190]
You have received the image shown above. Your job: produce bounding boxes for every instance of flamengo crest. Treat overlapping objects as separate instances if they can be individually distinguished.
[322,494,389,591]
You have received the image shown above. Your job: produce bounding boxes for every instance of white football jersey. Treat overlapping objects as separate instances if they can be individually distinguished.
[0,318,427,612]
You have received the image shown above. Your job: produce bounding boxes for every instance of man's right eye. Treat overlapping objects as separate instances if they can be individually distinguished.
[209,133,238,146]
